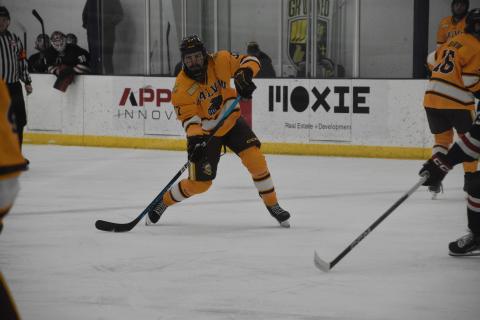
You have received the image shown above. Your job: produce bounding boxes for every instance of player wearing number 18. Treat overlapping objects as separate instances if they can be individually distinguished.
[145,35,291,227]
[424,8,480,197]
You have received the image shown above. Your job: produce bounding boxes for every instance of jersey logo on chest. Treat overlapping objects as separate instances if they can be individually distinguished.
[198,79,227,102]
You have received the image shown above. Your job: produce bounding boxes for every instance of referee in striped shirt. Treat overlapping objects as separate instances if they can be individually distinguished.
[0,6,32,153]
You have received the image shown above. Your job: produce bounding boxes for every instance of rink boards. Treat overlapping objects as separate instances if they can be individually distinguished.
[23,74,433,159]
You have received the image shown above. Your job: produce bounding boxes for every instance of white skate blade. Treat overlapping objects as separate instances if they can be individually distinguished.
[314,251,331,272]
[449,250,480,257]
[145,214,157,226]
[280,220,290,228]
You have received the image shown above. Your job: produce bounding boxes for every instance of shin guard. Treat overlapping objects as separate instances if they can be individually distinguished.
[466,171,480,235]
[432,130,453,155]
[239,147,278,206]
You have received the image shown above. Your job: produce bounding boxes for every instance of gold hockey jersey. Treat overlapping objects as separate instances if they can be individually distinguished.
[424,33,480,111]
[0,80,27,180]
[436,16,467,46]
[172,51,260,137]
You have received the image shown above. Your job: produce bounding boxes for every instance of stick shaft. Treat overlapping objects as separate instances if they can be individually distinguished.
[32,10,47,53]
[166,22,171,74]
[329,175,427,269]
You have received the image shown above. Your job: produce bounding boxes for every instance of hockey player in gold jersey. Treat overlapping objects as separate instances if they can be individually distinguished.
[419,8,480,257]
[431,0,474,196]
[436,0,469,47]
[0,79,26,319]
[146,35,290,227]
[0,79,27,232]
[425,7,480,197]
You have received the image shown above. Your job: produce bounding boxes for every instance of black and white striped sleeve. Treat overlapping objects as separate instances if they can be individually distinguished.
[16,34,31,84]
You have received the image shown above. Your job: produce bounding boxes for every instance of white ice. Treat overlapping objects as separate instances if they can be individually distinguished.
[1,145,479,320]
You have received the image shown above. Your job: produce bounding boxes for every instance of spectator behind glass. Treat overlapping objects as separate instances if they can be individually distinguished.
[246,41,276,78]
[66,33,78,45]
[28,34,50,73]
[65,33,89,54]
[82,0,123,74]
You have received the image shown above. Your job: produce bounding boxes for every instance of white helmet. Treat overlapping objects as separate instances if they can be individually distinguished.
[50,31,66,52]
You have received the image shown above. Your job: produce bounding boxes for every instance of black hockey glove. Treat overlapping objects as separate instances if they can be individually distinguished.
[234,68,256,99]
[187,135,208,162]
[419,153,452,186]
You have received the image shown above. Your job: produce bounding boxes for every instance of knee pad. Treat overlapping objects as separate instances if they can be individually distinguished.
[239,146,268,178]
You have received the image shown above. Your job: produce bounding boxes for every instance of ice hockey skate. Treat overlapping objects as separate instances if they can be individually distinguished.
[267,203,290,228]
[145,201,168,225]
[449,232,480,256]
[428,182,443,199]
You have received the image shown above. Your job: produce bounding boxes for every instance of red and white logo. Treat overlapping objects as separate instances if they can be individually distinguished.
[119,87,171,107]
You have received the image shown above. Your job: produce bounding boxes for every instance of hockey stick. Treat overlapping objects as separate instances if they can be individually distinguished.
[14,21,28,55]
[95,96,242,232]
[166,22,171,75]
[314,174,428,272]
[32,10,47,54]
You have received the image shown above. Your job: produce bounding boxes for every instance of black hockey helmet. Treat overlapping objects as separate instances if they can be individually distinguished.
[180,34,206,57]
[451,0,469,19]
[465,8,480,36]
[0,6,10,20]
[179,34,207,81]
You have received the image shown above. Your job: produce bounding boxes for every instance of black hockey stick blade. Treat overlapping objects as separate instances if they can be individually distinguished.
[95,216,142,232]
[94,162,188,232]
[32,9,43,24]
[314,251,331,272]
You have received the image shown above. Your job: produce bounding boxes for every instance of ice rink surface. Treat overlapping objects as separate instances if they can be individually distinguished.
[1,145,479,320]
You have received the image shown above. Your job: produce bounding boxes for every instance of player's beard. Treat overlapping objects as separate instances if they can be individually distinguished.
[454,12,467,20]
[186,63,206,83]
